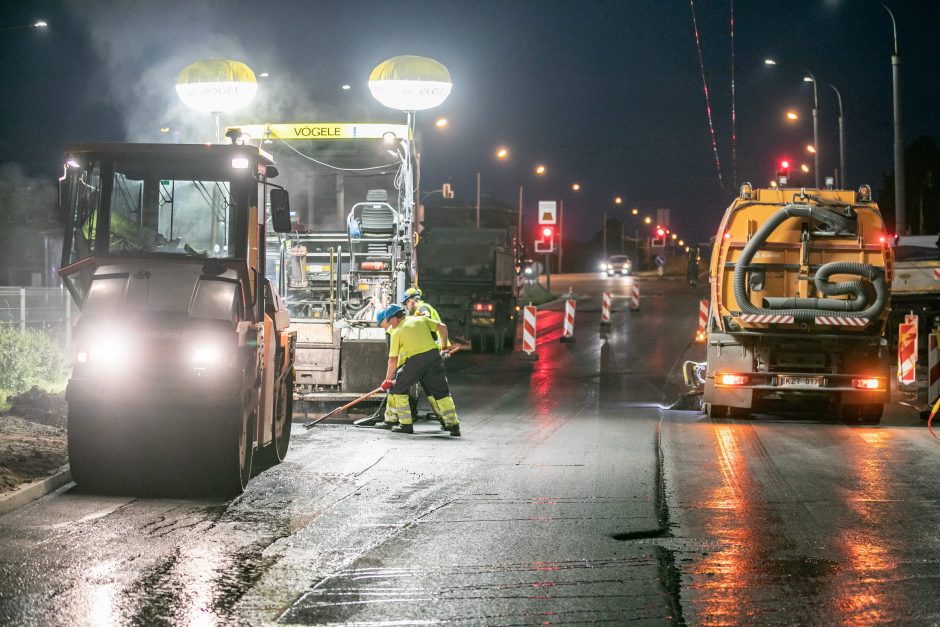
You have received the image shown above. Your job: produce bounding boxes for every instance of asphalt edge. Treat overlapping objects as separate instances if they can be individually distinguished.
[0,465,72,517]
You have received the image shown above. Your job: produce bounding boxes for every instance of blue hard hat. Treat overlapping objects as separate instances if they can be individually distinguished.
[401,286,423,305]
[376,304,405,324]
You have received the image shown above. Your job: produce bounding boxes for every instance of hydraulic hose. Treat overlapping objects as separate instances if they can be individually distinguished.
[733,204,887,323]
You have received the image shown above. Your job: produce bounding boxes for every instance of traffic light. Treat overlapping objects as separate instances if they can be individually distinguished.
[535,224,556,253]
[651,225,666,247]
[775,159,791,184]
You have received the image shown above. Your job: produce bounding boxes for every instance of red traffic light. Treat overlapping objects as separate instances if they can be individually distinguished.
[779,159,790,170]
[541,226,553,238]
[656,227,666,237]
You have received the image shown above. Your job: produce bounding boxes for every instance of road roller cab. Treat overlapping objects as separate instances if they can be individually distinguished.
[703,183,894,423]
[59,143,296,495]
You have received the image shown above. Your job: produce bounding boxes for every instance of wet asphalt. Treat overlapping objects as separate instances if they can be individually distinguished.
[1,273,938,625]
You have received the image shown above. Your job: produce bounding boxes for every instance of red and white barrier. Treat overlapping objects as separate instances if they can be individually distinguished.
[561,299,576,342]
[898,322,917,385]
[698,300,708,332]
[630,281,640,311]
[933,268,940,281]
[523,306,537,356]
[740,314,795,324]
[601,291,611,324]
[815,316,869,327]
[929,330,939,406]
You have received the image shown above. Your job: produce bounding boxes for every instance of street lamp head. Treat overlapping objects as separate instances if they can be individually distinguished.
[535,164,546,175]
[495,147,509,160]
[341,83,351,90]
[806,144,816,154]
[786,111,799,121]
[571,183,581,191]
[764,58,776,65]
[34,20,48,28]
[631,208,638,216]
[803,76,814,83]
[800,164,810,173]
[614,196,622,205]
[435,118,448,128]
[643,216,652,224]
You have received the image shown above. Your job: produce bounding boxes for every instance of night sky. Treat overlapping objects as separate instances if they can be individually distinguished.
[2,0,938,244]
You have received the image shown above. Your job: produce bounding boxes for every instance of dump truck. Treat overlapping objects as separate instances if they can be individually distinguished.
[59,143,296,494]
[417,227,521,352]
[228,122,416,401]
[702,183,893,424]
[889,235,940,349]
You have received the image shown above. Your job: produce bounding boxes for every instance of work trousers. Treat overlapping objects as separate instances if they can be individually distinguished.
[385,349,458,427]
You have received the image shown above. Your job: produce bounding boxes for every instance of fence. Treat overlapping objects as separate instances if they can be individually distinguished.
[0,287,72,347]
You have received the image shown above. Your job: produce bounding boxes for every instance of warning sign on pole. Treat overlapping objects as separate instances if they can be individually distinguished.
[538,201,557,225]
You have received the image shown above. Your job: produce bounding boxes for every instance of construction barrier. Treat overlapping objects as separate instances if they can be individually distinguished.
[657,265,664,277]
[601,291,611,324]
[630,280,640,311]
[523,305,537,359]
[898,322,917,385]
[561,299,576,342]
[695,299,708,343]
[929,330,939,406]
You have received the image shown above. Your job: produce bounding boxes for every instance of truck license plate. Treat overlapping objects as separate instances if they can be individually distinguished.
[778,375,823,387]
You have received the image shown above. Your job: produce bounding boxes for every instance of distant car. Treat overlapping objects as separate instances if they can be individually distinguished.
[520,259,542,285]
[602,255,632,276]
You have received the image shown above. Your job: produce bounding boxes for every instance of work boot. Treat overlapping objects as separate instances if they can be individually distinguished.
[374,421,396,430]
[447,424,461,437]
[391,423,414,434]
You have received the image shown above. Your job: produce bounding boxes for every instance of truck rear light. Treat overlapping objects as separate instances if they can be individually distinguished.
[472,302,494,312]
[852,378,883,390]
[360,261,385,271]
[717,373,748,386]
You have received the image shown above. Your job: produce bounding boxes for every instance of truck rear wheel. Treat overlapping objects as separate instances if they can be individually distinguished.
[841,403,883,425]
[705,403,728,418]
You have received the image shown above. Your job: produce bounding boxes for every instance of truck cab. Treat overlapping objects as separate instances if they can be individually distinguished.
[59,143,296,495]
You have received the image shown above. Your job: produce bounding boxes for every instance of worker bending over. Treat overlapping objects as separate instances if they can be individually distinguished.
[401,287,449,424]
[376,304,460,436]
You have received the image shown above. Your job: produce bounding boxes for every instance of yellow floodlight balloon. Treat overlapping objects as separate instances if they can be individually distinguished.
[175,59,258,113]
[368,55,452,111]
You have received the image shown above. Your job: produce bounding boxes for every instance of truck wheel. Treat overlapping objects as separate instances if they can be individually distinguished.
[259,375,293,465]
[705,403,729,418]
[841,403,883,425]
[211,404,255,495]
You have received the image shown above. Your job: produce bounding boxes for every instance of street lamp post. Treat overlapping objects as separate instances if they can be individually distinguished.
[828,84,846,188]
[884,4,906,235]
[804,72,821,189]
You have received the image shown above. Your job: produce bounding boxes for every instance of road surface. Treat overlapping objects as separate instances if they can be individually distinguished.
[1,273,937,625]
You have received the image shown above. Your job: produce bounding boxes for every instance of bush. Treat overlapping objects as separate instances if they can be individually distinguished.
[0,326,69,392]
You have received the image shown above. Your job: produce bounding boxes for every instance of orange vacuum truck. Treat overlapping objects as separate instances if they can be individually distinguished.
[703,183,893,424]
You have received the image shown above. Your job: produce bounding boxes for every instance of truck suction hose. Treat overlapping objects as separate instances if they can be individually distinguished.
[732,203,887,323]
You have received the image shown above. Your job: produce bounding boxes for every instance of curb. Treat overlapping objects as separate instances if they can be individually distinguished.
[0,465,72,517]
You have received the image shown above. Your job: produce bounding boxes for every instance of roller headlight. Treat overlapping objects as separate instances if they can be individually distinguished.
[192,345,224,366]
[77,336,129,365]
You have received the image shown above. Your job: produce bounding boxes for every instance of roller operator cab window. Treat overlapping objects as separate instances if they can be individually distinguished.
[66,157,237,266]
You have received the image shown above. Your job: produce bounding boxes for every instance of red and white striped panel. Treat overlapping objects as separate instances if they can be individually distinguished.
[630,283,640,310]
[563,299,576,338]
[601,291,611,323]
[522,306,537,354]
[739,314,795,324]
[929,331,939,405]
[698,300,709,334]
[898,322,917,384]
[815,316,869,327]
[933,267,940,281]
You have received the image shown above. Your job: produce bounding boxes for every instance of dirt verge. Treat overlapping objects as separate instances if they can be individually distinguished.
[0,388,68,494]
